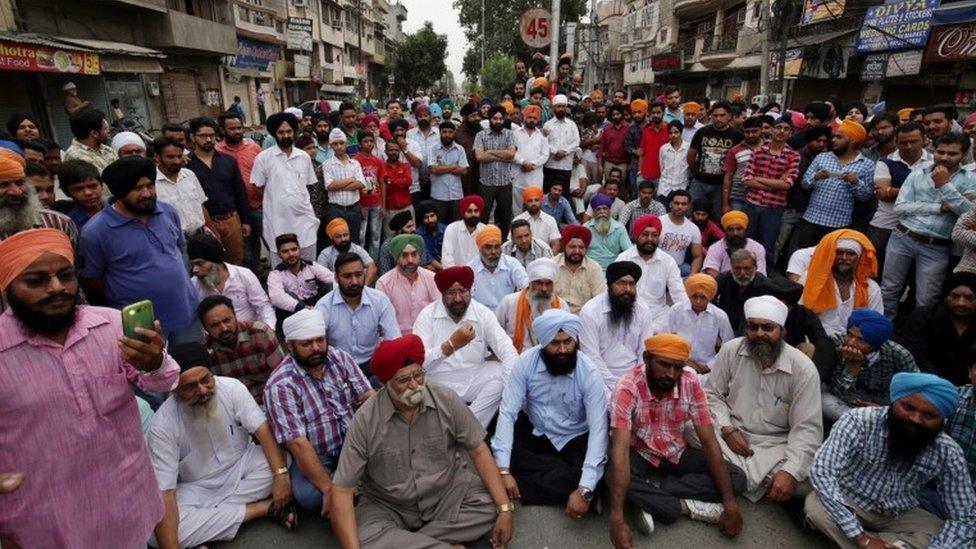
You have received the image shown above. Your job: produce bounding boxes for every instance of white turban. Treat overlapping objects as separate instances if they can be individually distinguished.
[284,107,304,119]
[282,308,326,341]
[111,132,145,155]
[328,128,347,143]
[526,258,557,283]
[743,295,788,326]
[552,94,568,106]
[836,238,863,256]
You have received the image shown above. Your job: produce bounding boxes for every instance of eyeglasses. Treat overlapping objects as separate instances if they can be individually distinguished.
[393,369,425,385]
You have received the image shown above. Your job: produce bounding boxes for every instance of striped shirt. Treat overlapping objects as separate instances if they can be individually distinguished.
[801,152,876,228]
[473,127,515,187]
[744,143,800,208]
[322,155,366,207]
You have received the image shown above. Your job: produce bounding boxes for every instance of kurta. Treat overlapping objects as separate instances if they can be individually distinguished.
[376,267,441,334]
[251,145,320,248]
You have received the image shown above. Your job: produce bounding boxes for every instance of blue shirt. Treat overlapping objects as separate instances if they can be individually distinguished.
[68,204,101,232]
[416,222,445,263]
[429,141,469,201]
[801,152,876,228]
[491,346,608,490]
[314,287,400,364]
[895,166,976,239]
[78,201,198,335]
[542,195,579,227]
[468,254,528,311]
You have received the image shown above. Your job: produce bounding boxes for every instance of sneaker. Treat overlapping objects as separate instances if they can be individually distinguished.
[630,508,655,535]
[683,499,724,524]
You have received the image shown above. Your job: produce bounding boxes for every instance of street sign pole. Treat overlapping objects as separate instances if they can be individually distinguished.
[550,0,560,71]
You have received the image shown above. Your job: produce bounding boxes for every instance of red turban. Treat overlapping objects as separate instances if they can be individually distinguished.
[631,214,662,239]
[0,228,74,290]
[434,265,475,293]
[371,334,426,384]
[561,225,592,248]
[459,195,484,215]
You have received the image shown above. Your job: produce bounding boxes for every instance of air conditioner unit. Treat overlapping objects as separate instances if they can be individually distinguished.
[293,0,308,7]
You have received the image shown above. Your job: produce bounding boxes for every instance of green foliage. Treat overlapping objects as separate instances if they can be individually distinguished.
[391,22,448,97]
[478,53,516,100]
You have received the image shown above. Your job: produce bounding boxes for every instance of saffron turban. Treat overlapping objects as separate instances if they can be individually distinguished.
[532,309,581,348]
[897,107,914,123]
[644,333,691,362]
[683,102,702,115]
[434,265,475,293]
[527,258,557,282]
[630,99,648,113]
[522,186,544,202]
[282,308,326,341]
[889,372,959,418]
[475,224,502,248]
[110,131,145,156]
[389,234,424,260]
[631,214,662,239]
[0,228,74,290]
[500,100,517,115]
[326,218,349,240]
[684,273,718,300]
[847,308,893,349]
[561,225,592,248]
[721,210,748,229]
[606,260,642,285]
[371,334,426,384]
[460,195,484,214]
[744,295,788,326]
[0,148,25,179]
[590,193,613,210]
[590,90,604,102]
[802,229,876,315]
[522,104,542,120]
[837,119,867,144]
[531,77,548,90]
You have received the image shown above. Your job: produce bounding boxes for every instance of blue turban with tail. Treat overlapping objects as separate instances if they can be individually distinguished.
[847,308,893,348]
[889,372,959,418]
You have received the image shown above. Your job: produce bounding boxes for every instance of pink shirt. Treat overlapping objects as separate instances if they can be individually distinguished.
[376,267,441,334]
[0,306,179,547]
[267,260,335,312]
[216,138,263,209]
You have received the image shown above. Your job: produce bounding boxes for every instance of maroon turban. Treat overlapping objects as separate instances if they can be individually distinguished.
[434,265,475,293]
[459,195,485,215]
[371,334,426,384]
[561,225,592,248]
[631,214,662,239]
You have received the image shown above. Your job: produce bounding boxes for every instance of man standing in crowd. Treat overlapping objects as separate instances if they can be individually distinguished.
[216,111,264,270]
[454,103,483,196]
[153,136,208,237]
[512,105,550,212]
[723,117,764,214]
[687,102,744,221]
[638,102,669,192]
[474,105,516,236]
[601,104,630,188]
[543,95,580,195]
[64,108,117,173]
[321,128,366,246]
[429,121,469,224]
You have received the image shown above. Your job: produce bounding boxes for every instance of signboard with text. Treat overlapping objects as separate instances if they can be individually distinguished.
[0,41,99,74]
[287,17,314,51]
[651,51,684,73]
[800,0,846,25]
[229,38,280,72]
[885,49,923,76]
[861,54,888,80]
[925,22,976,62]
[520,8,552,49]
[856,0,940,53]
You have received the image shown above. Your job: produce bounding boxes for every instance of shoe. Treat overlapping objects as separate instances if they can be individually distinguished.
[683,499,724,524]
[631,508,655,535]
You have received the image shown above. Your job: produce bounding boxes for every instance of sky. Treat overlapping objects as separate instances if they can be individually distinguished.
[399,0,466,81]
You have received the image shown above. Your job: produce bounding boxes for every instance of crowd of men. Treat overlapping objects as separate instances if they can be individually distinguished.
[1,53,976,549]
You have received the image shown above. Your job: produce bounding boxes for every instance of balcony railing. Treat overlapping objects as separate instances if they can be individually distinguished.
[701,34,737,54]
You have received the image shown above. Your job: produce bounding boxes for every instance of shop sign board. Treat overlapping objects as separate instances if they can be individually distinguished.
[856,0,940,53]
[0,40,99,74]
[925,21,976,62]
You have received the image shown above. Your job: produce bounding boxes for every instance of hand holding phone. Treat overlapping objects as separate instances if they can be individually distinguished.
[122,300,154,342]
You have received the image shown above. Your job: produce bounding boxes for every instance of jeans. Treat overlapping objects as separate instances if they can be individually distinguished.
[866,224,893,279]
[728,198,747,213]
[743,202,785,271]
[689,178,723,221]
[243,208,263,272]
[433,199,460,225]
[881,229,950,319]
[359,205,382,258]
[290,458,336,513]
[773,208,803,271]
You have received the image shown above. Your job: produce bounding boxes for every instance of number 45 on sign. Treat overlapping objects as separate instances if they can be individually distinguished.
[520,8,552,49]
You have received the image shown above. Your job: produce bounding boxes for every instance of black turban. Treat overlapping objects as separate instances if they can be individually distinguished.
[388,210,413,232]
[944,271,976,298]
[460,103,478,117]
[266,112,298,134]
[101,156,156,199]
[416,200,437,221]
[187,233,225,263]
[606,261,642,285]
[169,342,212,372]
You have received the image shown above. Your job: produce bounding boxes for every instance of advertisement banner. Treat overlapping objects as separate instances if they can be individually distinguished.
[856,0,940,53]
[801,0,846,25]
[287,17,314,51]
[0,40,99,74]
[771,49,804,79]
[861,54,888,80]
[229,38,280,72]
[650,51,684,73]
[925,22,976,62]
[885,49,923,76]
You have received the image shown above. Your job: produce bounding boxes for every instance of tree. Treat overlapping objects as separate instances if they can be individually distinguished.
[391,22,448,97]
[478,53,516,101]
[454,0,589,79]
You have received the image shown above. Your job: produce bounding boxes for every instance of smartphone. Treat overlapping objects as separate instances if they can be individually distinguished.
[121,300,155,342]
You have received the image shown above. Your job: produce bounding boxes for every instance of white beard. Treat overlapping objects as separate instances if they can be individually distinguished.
[181,389,231,450]
[0,187,41,235]
[394,385,425,407]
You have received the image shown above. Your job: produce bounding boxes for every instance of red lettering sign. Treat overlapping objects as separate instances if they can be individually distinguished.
[925,23,976,63]
[0,41,99,74]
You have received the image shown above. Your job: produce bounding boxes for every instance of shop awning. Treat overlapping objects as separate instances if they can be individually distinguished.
[787,28,857,49]
[320,83,355,94]
[932,0,976,25]
[100,55,164,73]
[51,37,165,58]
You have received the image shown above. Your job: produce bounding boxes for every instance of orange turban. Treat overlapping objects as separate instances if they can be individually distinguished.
[721,210,748,229]
[531,77,548,91]
[683,102,702,115]
[897,107,914,123]
[326,218,349,240]
[590,90,604,102]
[0,228,74,290]
[802,229,877,315]
[684,273,718,300]
[837,119,867,144]
[644,333,691,362]
[630,99,648,113]
[522,104,542,120]
[522,186,544,202]
[0,149,26,179]
[475,224,502,248]
[500,100,517,115]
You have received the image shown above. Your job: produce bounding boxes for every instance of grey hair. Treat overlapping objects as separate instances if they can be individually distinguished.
[730,248,757,265]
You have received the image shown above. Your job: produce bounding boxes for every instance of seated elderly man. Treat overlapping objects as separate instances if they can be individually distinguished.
[580,261,658,396]
[263,309,374,514]
[329,335,514,549]
[702,210,767,277]
[495,258,570,352]
[806,373,976,548]
[267,233,334,320]
[715,248,776,334]
[705,296,823,503]
[376,233,440,335]
[801,229,881,337]
[148,343,295,549]
[766,277,838,380]
[823,308,919,422]
[616,215,687,322]
[413,265,520,426]
[659,274,734,376]
[316,218,377,285]
[491,309,608,514]
[585,193,632,270]
[608,335,745,542]
[501,218,553,267]
[468,224,528,311]
[554,225,607,314]
[188,233,276,328]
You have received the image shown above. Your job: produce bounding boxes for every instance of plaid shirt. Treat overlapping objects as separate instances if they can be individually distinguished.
[744,143,800,208]
[946,385,976,485]
[206,320,286,405]
[473,127,515,187]
[828,336,919,405]
[611,365,712,466]
[263,348,371,464]
[801,152,876,227]
[618,198,666,233]
[810,407,976,545]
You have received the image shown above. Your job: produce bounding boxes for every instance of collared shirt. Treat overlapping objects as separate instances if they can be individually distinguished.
[553,253,607,314]
[207,320,286,404]
[801,152,876,228]
[316,242,374,271]
[744,142,801,208]
[584,196,627,221]
[870,148,933,230]
[896,166,976,240]
[543,117,580,171]
[322,155,366,206]
[579,292,658,396]
[705,337,823,481]
[600,122,631,164]
[492,347,608,489]
[501,237,552,267]
[542,195,578,227]
[660,302,735,366]
[251,146,320,249]
[64,138,117,173]
[0,208,78,247]
[703,238,768,275]
[474,127,515,187]
[658,141,691,197]
[376,267,441,334]
[946,384,976,485]
[154,167,208,233]
[315,144,334,165]
[315,287,400,364]
[584,218,632,270]
[827,336,918,405]
[512,210,560,244]
[618,198,666,234]
[267,260,334,312]
[512,126,550,188]
[615,246,688,320]
[664,107,683,124]
[406,126,440,186]
[67,204,102,233]
[192,263,276,327]
[216,138,263,209]
[441,220,484,267]
[79,202,198,334]
[264,350,371,462]
[416,222,446,263]
[468,254,529,311]
[187,151,250,218]
[430,141,469,201]
[0,306,179,548]
[810,407,976,545]
[612,366,712,466]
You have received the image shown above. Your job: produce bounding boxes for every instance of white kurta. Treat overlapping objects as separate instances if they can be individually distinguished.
[511,127,550,190]
[658,301,735,368]
[441,220,484,267]
[578,292,657,398]
[251,145,320,249]
[805,279,883,338]
[615,246,688,322]
[494,291,570,347]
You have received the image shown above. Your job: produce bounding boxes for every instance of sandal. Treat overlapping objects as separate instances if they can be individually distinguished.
[268,501,298,531]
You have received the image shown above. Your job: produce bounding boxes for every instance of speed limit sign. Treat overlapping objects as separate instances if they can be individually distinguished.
[520,8,552,49]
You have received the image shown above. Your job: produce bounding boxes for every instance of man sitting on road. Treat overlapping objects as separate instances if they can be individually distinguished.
[715,249,776,335]
[513,186,562,253]
[501,218,553,267]
[316,218,377,286]
[616,214,687,322]
[584,193,632,270]
[495,258,569,352]
[188,233,276,328]
[469,224,528,312]
[442,195,486,266]
[267,233,334,322]
[376,234,441,335]
[658,273,734,377]
[702,210,767,277]
[554,225,606,314]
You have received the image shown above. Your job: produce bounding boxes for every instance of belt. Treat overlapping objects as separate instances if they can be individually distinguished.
[896,223,950,246]
[211,212,238,221]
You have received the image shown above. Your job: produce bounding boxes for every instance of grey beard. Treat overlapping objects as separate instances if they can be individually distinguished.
[733,273,755,287]
[594,218,610,235]
[0,189,41,235]
[394,385,425,407]
[181,389,230,450]
[199,269,221,292]
[745,337,784,367]
[530,293,551,315]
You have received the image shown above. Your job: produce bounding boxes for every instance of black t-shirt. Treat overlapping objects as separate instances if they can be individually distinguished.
[689,125,744,186]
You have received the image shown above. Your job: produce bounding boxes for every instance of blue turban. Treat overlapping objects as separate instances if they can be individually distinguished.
[847,308,893,348]
[429,103,443,117]
[591,193,613,210]
[889,372,959,418]
[0,139,24,156]
[532,309,581,348]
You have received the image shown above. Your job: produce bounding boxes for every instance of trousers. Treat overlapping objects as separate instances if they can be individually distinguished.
[509,413,590,505]
[804,492,942,548]
[481,184,513,237]
[207,211,245,266]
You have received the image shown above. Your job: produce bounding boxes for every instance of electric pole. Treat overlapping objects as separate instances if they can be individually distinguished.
[759,0,770,97]
[550,0,561,71]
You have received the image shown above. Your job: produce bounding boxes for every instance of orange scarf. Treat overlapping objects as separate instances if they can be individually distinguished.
[512,289,562,352]
[801,229,877,315]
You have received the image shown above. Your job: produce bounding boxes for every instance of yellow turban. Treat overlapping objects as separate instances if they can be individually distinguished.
[500,100,517,115]
[683,101,702,115]
[522,186,544,202]
[326,218,349,241]
[837,119,867,144]
[721,210,749,230]
[897,107,914,123]
[0,149,26,179]
[644,333,691,362]
[531,77,548,91]
[475,224,502,248]
[684,273,718,300]
[590,90,604,102]
[630,99,648,113]
[0,228,74,290]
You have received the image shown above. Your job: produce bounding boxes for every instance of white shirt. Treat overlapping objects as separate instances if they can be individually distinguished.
[787,247,816,284]
[870,149,933,230]
[810,279,884,338]
[615,246,688,321]
[579,292,657,397]
[658,301,735,367]
[543,117,580,171]
[512,126,550,188]
[154,168,207,233]
[495,291,570,344]
[512,210,560,244]
[659,215,702,266]
[658,141,690,196]
[442,220,484,267]
[192,264,276,328]
[403,139,424,194]
[322,155,366,206]
[683,121,704,144]
[251,146,320,249]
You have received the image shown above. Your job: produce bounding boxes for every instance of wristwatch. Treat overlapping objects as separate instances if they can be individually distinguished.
[273,466,289,476]
[496,502,516,514]
[578,486,594,502]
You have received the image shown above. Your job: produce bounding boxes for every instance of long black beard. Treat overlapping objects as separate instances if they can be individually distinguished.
[334,241,351,253]
[725,235,746,249]
[6,289,79,336]
[608,291,635,329]
[464,120,481,132]
[887,410,941,465]
[540,346,578,376]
